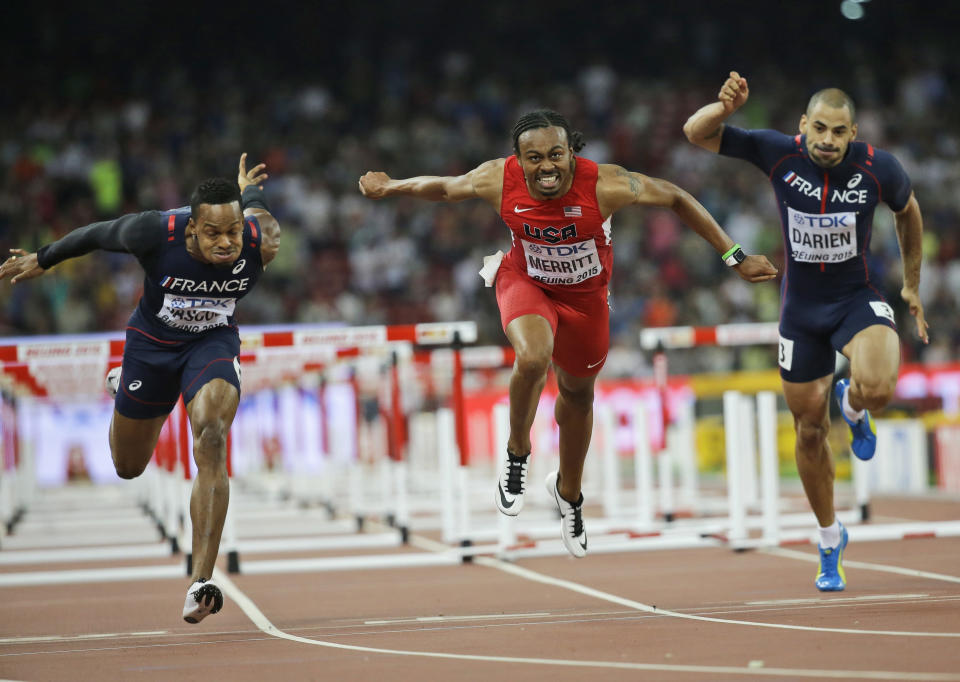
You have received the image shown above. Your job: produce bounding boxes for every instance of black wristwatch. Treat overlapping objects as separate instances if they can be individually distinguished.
[723,244,746,267]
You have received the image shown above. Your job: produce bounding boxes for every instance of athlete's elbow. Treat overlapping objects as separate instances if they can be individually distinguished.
[682,119,697,143]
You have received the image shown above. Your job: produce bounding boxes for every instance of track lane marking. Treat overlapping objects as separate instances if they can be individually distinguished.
[213,569,960,680]
[762,547,960,584]
[745,593,928,606]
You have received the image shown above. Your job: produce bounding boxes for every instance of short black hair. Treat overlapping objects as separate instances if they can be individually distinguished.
[807,88,857,123]
[512,109,585,155]
[190,178,241,218]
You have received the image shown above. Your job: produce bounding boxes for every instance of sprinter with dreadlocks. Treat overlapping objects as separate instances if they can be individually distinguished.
[359,110,776,557]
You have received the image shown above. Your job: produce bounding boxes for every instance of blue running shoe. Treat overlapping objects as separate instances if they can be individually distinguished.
[815,522,848,592]
[834,378,876,461]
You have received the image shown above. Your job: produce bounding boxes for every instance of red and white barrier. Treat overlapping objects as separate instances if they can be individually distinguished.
[3,317,958,571]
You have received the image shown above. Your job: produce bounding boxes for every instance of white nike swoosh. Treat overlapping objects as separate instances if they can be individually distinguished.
[586,355,607,369]
[514,205,537,213]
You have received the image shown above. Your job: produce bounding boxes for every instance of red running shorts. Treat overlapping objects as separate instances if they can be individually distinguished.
[495,267,609,377]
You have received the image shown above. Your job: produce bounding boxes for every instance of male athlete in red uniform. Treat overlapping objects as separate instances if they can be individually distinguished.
[360,110,776,557]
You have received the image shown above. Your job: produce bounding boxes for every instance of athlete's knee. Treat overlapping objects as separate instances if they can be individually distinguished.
[111,450,149,480]
[794,418,829,451]
[513,345,551,379]
[193,419,229,468]
[852,375,895,410]
[558,384,594,413]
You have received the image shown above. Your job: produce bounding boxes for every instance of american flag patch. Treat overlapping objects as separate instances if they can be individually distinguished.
[563,206,582,217]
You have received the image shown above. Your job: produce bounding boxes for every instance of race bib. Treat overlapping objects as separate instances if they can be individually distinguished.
[157,293,235,333]
[787,208,857,263]
[778,335,794,371]
[870,300,895,323]
[522,238,602,286]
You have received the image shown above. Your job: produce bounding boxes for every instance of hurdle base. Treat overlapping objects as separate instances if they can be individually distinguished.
[185,552,192,576]
[227,550,240,574]
[5,508,25,535]
[460,539,474,563]
[170,536,180,555]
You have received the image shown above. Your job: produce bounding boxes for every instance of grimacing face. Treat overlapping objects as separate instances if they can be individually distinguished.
[187,202,244,268]
[516,126,576,200]
[800,102,857,169]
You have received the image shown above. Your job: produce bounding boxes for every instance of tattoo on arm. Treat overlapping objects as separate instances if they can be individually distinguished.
[615,167,642,198]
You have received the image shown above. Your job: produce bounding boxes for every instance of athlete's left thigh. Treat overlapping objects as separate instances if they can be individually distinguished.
[180,330,242,407]
[552,290,609,377]
[833,290,900,386]
[842,324,901,388]
[185,379,239,470]
[186,378,240,428]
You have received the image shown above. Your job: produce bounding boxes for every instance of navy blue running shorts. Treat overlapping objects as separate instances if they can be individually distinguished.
[777,287,897,383]
[114,325,242,419]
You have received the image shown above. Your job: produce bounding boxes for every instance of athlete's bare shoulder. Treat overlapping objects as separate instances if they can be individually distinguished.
[595,163,649,214]
[469,158,507,205]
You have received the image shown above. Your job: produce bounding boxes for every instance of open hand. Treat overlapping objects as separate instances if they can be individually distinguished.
[239,152,268,192]
[901,286,929,344]
[0,249,44,284]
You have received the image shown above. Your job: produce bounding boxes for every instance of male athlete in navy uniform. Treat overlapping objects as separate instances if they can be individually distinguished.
[359,110,777,558]
[684,72,929,591]
[0,154,280,622]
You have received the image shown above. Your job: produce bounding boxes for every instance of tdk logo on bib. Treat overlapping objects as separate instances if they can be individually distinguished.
[787,208,857,263]
[792,213,853,228]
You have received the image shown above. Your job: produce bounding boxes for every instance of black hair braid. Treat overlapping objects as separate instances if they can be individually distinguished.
[511,109,585,154]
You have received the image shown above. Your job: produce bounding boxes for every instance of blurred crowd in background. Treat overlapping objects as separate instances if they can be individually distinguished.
[2,2,957,377]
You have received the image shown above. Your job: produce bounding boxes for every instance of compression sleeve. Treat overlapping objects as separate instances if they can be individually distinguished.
[36,211,166,269]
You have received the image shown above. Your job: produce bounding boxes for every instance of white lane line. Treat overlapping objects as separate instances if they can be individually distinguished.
[365,612,551,625]
[213,569,960,681]
[746,594,929,606]
[474,557,960,638]
[762,547,960,584]
[0,631,167,645]
[0,564,184,587]
[402,530,960,639]
[0,543,171,565]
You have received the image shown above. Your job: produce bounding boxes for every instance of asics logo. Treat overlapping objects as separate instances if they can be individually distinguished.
[514,205,537,213]
[128,380,142,391]
[232,259,247,274]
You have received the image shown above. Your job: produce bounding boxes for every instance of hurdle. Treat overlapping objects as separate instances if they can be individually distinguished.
[0,322,484,574]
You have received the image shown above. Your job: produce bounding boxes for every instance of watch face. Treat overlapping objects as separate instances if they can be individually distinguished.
[734,248,746,263]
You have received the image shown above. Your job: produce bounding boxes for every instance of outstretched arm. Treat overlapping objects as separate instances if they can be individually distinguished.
[683,71,750,153]
[0,211,164,285]
[358,159,504,206]
[894,192,929,344]
[237,153,281,267]
[597,165,778,283]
